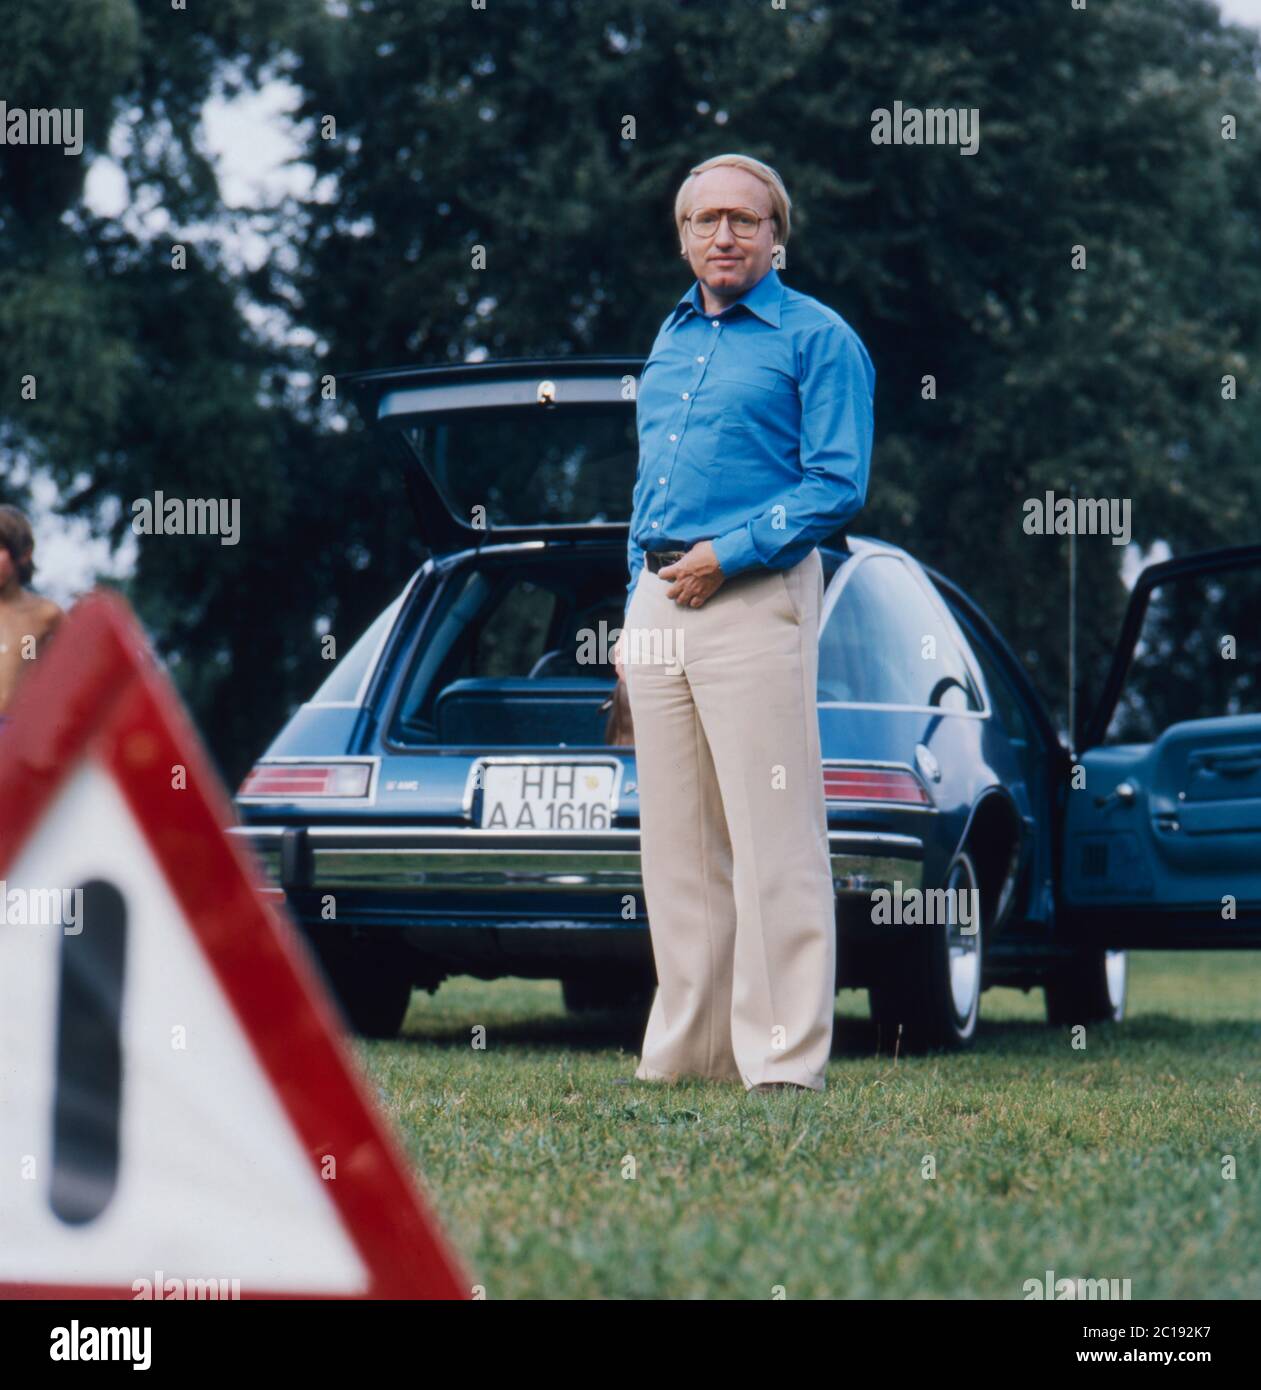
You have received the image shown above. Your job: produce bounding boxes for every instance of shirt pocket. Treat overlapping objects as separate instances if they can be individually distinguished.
[708,364,798,484]
[706,364,795,397]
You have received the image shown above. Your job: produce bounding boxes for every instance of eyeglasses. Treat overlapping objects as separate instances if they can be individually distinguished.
[683,207,770,239]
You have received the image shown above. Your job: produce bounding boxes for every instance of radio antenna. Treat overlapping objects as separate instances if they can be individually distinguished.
[1068,482,1077,760]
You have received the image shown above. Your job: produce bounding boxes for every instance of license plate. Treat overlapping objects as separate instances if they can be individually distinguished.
[479,763,615,830]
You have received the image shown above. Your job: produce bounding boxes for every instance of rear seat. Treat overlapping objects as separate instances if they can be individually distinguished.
[434,677,617,746]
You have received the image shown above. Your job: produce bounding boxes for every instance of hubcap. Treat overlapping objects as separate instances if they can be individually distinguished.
[945,854,981,1024]
[1104,950,1128,1011]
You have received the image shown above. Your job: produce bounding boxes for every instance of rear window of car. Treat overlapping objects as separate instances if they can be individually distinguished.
[819,554,983,711]
[308,594,403,706]
[389,568,624,743]
[403,404,637,527]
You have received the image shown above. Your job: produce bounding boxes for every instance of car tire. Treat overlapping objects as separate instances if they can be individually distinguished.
[562,976,652,1014]
[868,849,984,1053]
[1043,949,1128,1026]
[314,943,414,1039]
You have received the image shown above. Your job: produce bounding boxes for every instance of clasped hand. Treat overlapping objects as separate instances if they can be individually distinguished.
[611,542,726,680]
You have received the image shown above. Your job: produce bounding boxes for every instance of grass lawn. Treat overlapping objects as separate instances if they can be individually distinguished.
[356,952,1261,1299]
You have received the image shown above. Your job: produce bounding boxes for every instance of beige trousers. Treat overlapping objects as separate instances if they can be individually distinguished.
[624,547,836,1091]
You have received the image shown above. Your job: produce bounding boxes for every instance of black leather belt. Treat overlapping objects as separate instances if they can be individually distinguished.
[645,542,694,574]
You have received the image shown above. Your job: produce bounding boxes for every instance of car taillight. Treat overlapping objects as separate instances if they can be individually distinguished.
[822,765,930,805]
[238,762,372,799]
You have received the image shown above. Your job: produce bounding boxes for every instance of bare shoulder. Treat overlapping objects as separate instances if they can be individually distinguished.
[34,594,66,636]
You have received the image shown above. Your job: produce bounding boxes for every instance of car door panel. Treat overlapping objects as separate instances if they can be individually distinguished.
[1063,544,1261,941]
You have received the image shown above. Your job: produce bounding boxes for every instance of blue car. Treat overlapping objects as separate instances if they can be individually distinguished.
[230,357,1261,1049]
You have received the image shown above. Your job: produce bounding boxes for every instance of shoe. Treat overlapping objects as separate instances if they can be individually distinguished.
[750,1081,813,1093]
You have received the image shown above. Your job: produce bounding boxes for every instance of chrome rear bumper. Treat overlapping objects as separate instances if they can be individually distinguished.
[228,825,924,895]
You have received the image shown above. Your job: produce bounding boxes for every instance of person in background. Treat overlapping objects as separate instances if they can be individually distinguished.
[0,504,64,722]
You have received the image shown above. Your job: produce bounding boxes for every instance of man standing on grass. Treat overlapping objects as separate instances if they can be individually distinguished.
[0,504,64,724]
[611,153,875,1093]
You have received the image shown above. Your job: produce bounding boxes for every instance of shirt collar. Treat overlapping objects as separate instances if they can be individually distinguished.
[668,265,784,329]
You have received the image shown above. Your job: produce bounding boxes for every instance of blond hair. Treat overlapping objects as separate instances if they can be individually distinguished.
[674,153,792,247]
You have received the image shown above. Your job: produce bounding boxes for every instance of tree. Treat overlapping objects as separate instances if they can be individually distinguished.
[3,0,1260,779]
[279,0,1261,738]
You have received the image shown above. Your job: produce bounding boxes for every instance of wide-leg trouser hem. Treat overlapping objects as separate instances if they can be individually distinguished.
[633,1060,744,1085]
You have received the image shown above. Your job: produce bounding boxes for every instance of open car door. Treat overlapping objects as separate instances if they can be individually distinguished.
[1061,543,1261,947]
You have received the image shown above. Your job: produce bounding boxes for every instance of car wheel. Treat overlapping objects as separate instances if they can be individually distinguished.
[314,943,414,1039]
[1044,949,1128,1026]
[868,849,984,1052]
[562,976,652,1014]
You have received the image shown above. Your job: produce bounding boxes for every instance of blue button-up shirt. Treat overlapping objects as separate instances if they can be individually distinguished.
[625,266,875,616]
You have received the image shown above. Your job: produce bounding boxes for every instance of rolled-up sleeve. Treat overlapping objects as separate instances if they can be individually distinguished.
[710,322,874,578]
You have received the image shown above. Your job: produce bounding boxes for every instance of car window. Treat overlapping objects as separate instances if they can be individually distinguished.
[1104,567,1261,743]
[403,404,638,528]
[467,580,557,677]
[308,594,403,705]
[390,570,624,742]
[818,555,983,711]
[961,625,1034,747]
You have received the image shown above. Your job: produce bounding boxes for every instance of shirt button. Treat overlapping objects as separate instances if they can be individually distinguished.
[681,391,689,400]
[696,356,705,363]
[658,477,666,485]
[651,521,659,529]
[711,320,719,327]
[669,433,677,442]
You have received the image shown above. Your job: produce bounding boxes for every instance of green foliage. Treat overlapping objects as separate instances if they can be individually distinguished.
[0,0,359,782]
[285,0,1261,734]
[2,0,1260,776]
[0,0,140,225]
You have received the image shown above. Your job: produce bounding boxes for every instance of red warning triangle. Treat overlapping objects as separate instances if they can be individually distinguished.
[0,590,467,1299]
